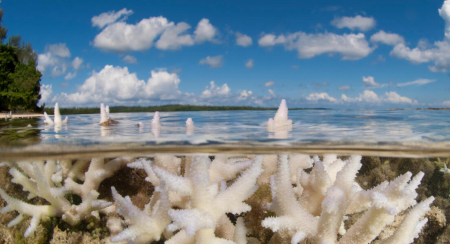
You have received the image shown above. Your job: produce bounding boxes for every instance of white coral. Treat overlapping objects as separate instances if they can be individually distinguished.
[262,155,433,244]
[0,157,134,237]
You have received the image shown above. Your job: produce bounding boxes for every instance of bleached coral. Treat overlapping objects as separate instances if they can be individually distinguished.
[0,157,134,237]
[186,118,194,135]
[43,103,68,126]
[267,99,293,139]
[262,155,434,244]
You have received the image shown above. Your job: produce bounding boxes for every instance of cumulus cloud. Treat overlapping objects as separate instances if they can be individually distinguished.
[397,79,435,87]
[390,41,450,72]
[236,32,252,47]
[38,84,53,106]
[259,32,374,60]
[341,90,417,105]
[291,65,300,70]
[199,55,223,68]
[91,8,133,29]
[37,43,71,73]
[200,81,230,98]
[443,100,450,106]
[155,22,194,50]
[60,82,70,87]
[53,65,185,105]
[362,76,388,88]
[245,59,254,69]
[306,92,338,103]
[338,85,350,90]
[122,55,138,64]
[48,43,71,58]
[64,72,76,80]
[238,90,253,100]
[390,0,450,72]
[264,81,275,87]
[439,0,450,40]
[370,30,405,45]
[330,15,376,32]
[194,18,218,44]
[37,44,83,78]
[93,16,218,52]
[258,34,286,47]
[72,57,83,70]
[93,16,171,52]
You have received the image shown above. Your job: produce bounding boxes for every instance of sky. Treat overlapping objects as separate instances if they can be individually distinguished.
[2,0,450,108]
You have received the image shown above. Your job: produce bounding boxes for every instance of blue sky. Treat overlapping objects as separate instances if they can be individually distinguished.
[2,0,450,108]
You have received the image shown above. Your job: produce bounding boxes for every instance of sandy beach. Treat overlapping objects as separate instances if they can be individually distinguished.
[1,112,43,118]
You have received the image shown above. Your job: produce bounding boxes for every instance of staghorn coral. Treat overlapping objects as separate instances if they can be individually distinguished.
[0,157,134,237]
[262,155,434,244]
[0,154,442,244]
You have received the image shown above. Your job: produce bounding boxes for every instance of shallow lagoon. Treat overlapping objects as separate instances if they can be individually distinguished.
[0,109,450,243]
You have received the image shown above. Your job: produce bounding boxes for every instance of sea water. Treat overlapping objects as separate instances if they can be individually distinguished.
[0,109,449,243]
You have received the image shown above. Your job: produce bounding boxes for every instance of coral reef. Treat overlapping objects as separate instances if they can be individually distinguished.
[0,155,446,244]
[44,103,68,126]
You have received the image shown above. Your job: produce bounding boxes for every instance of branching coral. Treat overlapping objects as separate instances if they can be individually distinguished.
[262,155,434,244]
[0,157,134,237]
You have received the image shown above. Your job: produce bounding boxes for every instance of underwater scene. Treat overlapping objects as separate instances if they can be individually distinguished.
[0,101,450,244]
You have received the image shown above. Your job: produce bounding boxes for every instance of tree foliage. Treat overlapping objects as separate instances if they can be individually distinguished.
[0,8,42,111]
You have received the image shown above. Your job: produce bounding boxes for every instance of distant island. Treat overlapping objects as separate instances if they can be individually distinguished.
[44,104,331,115]
[387,108,450,110]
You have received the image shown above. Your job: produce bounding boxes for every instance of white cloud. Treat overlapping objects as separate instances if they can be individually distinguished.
[53,65,184,104]
[268,89,276,97]
[291,65,299,70]
[338,85,350,90]
[238,90,253,100]
[37,44,83,78]
[93,17,217,52]
[199,55,223,68]
[306,92,338,103]
[64,72,76,80]
[443,100,450,106]
[384,91,417,104]
[264,81,275,87]
[91,8,133,29]
[200,81,230,98]
[194,18,218,44]
[390,41,450,72]
[245,59,254,69]
[93,16,171,52]
[37,53,57,73]
[330,15,376,32]
[259,32,374,60]
[72,57,83,70]
[341,90,417,105]
[60,82,70,87]
[362,76,388,88]
[258,34,286,47]
[439,0,450,40]
[236,32,252,47]
[123,55,138,64]
[51,64,67,77]
[39,84,53,106]
[397,79,435,87]
[48,43,71,58]
[390,1,450,72]
[155,22,195,50]
[37,43,71,73]
[370,30,405,45]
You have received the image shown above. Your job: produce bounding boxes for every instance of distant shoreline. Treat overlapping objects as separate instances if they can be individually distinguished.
[1,112,43,118]
[43,104,331,115]
[387,108,450,111]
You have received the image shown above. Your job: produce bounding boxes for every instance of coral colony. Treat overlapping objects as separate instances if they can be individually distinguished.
[0,100,434,243]
[43,103,68,126]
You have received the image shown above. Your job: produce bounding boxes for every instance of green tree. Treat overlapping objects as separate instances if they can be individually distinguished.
[0,7,42,111]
